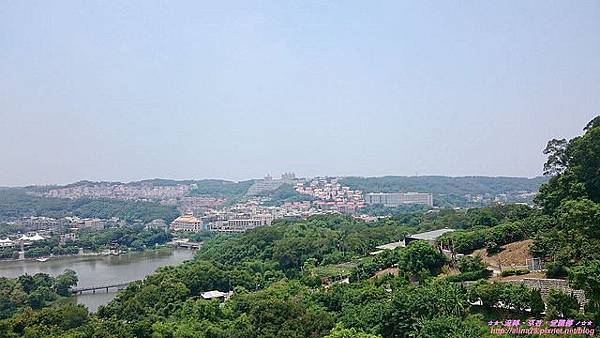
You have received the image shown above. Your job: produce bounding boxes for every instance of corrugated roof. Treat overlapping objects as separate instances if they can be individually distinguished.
[375,241,405,250]
[172,214,201,224]
[201,290,225,299]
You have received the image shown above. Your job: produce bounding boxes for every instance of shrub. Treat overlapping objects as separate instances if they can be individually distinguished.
[446,269,492,282]
[486,241,502,255]
[500,268,529,277]
[457,256,487,273]
[545,261,568,278]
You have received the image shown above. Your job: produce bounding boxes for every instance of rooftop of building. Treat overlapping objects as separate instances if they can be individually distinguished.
[407,228,455,241]
[172,214,201,224]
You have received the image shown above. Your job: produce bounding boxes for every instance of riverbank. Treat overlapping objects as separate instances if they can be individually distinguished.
[0,248,196,312]
[0,244,180,263]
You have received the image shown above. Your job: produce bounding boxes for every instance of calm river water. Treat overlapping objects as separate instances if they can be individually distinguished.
[0,248,195,312]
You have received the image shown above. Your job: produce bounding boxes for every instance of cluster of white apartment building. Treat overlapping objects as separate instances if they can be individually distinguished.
[295,178,364,214]
[364,192,433,207]
[246,173,297,196]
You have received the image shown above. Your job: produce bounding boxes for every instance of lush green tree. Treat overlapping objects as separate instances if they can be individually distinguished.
[458,256,484,273]
[397,241,446,278]
[569,260,600,318]
[446,256,492,282]
[28,286,55,309]
[17,275,36,294]
[530,289,545,316]
[536,116,600,212]
[545,289,580,320]
[54,270,78,297]
[545,261,568,278]
[414,315,487,338]
[382,280,468,337]
[324,323,382,338]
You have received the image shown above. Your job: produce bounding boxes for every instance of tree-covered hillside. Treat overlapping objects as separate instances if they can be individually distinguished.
[188,179,256,198]
[0,189,179,223]
[340,176,547,195]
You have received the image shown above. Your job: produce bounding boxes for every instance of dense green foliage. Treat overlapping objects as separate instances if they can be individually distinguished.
[197,215,408,275]
[446,256,492,282]
[499,268,529,277]
[434,204,550,254]
[188,179,256,198]
[340,175,546,195]
[0,189,179,223]
[529,116,600,325]
[22,227,172,258]
[75,227,172,252]
[0,270,77,319]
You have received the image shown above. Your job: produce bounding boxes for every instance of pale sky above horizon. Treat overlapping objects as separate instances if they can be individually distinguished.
[1,1,599,186]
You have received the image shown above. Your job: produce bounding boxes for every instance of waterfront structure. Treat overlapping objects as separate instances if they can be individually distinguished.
[0,238,15,247]
[19,233,45,243]
[364,192,433,207]
[170,213,203,233]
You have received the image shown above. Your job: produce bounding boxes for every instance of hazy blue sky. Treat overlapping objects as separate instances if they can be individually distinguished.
[1,1,599,186]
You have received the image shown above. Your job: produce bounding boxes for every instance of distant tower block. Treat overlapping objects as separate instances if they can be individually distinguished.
[281,172,296,182]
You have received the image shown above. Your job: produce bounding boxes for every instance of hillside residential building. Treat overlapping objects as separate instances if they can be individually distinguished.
[246,173,297,196]
[145,219,168,231]
[59,233,78,245]
[83,218,105,230]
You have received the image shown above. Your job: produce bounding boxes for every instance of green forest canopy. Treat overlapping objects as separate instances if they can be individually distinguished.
[0,189,179,223]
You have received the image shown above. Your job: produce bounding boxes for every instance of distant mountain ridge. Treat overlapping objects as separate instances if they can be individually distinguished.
[22,175,546,190]
[22,176,547,205]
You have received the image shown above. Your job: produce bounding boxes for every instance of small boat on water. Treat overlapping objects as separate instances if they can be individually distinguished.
[36,257,49,262]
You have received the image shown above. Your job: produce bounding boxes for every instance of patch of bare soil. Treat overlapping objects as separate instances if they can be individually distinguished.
[374,267,399,277]
[473,239,533,270]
